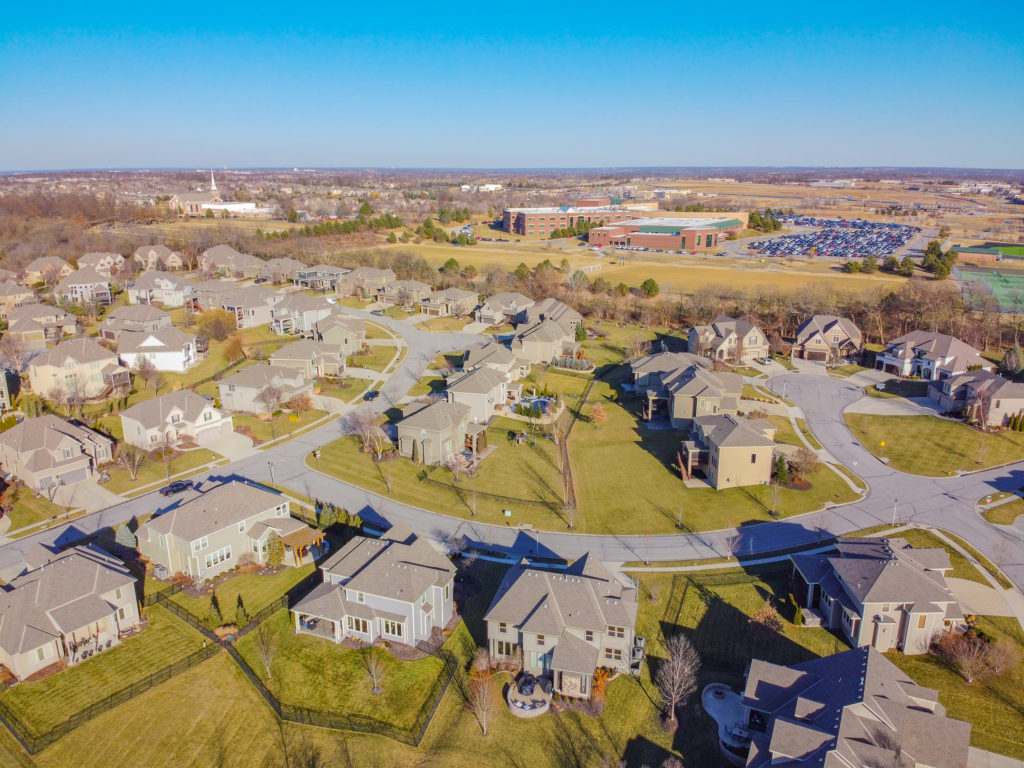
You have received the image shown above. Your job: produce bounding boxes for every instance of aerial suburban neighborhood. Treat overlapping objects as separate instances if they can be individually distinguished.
[0,7,1021,768]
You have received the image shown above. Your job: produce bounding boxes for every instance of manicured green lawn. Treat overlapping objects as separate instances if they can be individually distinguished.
[0,606,206,735]
[235,609,448,729]
[338,296,372,309]
[743,384,779,404]
[406,375,445,397]
[4,492,64,532]
[772,354,797,371]
[764,415,801,446]
[521,368,590,401]
[363,321,390,339]
[104,449,219,495]
[349,344,397,372]
[168,563,316,627]
[892,528,988,585]
[796,418,823,449]
[580,321,682,369]
[417,315,470,332]
[982,497,1024,525]
[863,379,929,399]
[232,409,327,445]
[887,616,1024,759]
[845,414,1024,475]
[827,362,871,377]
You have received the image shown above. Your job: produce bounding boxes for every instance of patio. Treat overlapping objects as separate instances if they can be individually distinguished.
[506,674,551,719]
[701,683,751,767]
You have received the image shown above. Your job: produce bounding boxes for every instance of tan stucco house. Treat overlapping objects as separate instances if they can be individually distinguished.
[0,414,113,491]
[688,316,769,364]
[682,414,776,489]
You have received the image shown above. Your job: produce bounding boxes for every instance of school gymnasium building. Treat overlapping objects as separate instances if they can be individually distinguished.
[500,196,658,236]
[587,216,745,251]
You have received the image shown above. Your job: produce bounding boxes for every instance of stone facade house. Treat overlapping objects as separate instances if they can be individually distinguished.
[484,554,640,699]
[0,414,113,491]
[874,330,989,380]
[127,271,194,307]
[137,482,324,580]
[791,314,863,363]
[464,341,530,382]
[523,297,583,331]
[217,365,313,414]
[6,304,77,349]
[510,319,579,366]
[23,256,73,286]
[335,267,396,297]
[291,524,455,647]
[791,537,965,655]
[0,284,36,321]
[77,252,125,278]
[28,339,130,400]
[0,546,142,681]
[56,267,112,306]
[445,366,513,423]
[682,414,776,489]
[133,244,183,272]
[928,369,1024,427]
[378,279,432,308]
[475,292,534,326]
[117,326,199,373]
[97,304,172,342]
[688,316,769,364]
[420,287,478,318]
[630,353,742,428]
[120,390,232,449]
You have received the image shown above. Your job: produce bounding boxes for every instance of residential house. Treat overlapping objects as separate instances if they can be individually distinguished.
[420,287,478,318]
[127,271,194,307]
[475,292,534,326]
[270,339,344,378]
[133,244,183,272]
[200,244,263,279]
[484,554,640,699]
[0,371,16,410]
[928,369,1024,427]
[55,267,112,306]
[377,279,432,308]
[0,284,35,321]
[117,326,199,373]
[192,279,241,312]
[510,319,579,365]
[681,414,776,489]
[688,316,770,364]
[738,647,970,768]
[120,390,232,449]
[258,257,306,284]
[0,545,142,681]
[293,264,349,291]
[137,482,325,580]
[445,366,514,423]
[77,252,125,278]
[0,414,114,491]
[335,267,396,298]
[28,339,130,400]
[311,313,366,356]
[791,314,863,363]
[791,537,964,654]
[97,304,171,342]
[523,297,583,331]
[6,303,77,350]
[291,523,455,647]
[630,353,742,427]
[221,285,285,328]
[217,364,313,414]
[0,268,19,284]
[22,256,73,286]
[464,341,530,382]
[269,293,334,336]
[396,400,485,466]
[874,330,990,380]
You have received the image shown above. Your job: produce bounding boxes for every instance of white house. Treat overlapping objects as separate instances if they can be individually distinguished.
[120,390,233,449]
[117,327,199,373]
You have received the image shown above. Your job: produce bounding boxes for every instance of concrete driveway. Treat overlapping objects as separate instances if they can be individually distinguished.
[946,577,1014,617]
[54,479,123,514]
[206,432,257,461]
[845,396,940,416]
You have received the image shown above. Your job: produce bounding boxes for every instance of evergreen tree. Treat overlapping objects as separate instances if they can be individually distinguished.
[514,263,530,280]
[640,278,660,297]
[898,256,916,276]
[267,532,284,567]
[358,201,373,216]
[235,596,247,628]
[772,455,790,484]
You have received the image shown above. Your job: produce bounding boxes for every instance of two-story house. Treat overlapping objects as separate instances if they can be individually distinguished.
[217,364,313,414]
[221,285,285,328]
[688,316,769,364]
[681,414,776,489]
[377,279,432,308]
[293,264,349,292]
[137,482,325,580]
[258,257,306,284]
[22,256,73,286]
[28,338,130,400]
[790,537,965,654]
[291,523,455,647]
[77,251,125,278]
[475,292,534,326]
[464,342,530,382]
[6,303,77,349]
[97,304,172,342]
[510,319,579,365]
[445,366,514,423]
[269,293,334,336]
[0,545,143,681]
[631,353,742,428]
[269,339,345,378]
[523,297,583,331]
[874,330,990,380]
[56,267,112,306]
[117,326,199,373]
[0,284,36,321]
[335,267,396,298]
[928,369,1024,427]
[192,279,240,312]
[127,271,194,307]
[200,244,263,278]
[133,244,183,272]
[120,390,232,449]
[311,313,366,356]
[484,554,640,699]
[396,400,485,465]
[420,287,478,318]
[0,414,114,491]
[791,314,863,363]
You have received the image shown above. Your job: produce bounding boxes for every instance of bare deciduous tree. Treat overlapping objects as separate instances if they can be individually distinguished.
[135,355,162,394]
[117,443,148,481]
[749,599,784,637]
[790,447,820,479]
[363,646,386,695]
[932,631,1017,684]
[655,632,701,725]
[0,335,30,372]
[466,677,496,736]
[254,621,277,680]
[257,385,284,415]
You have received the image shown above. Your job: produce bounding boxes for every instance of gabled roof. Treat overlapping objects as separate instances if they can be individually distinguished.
[130,271,189,291]
[273,292,332,314]
[465,342,516,369]
[106,304,170,324]
[120,390,216,429]
[446,366,506,395]
[25,256,70,272]
[32,338,117,367]
[259,257,306,278]
[399,400,471,432]
[694,414,776,448]
[269,339,342,364]
[57,266,110,290]
[424,287,477,303]
[0,414,110,454]
[219,364,304,390]
[795,315,863,347]
[134,244,174,259]
[78,252,124,268]
[480,292,534,312]
[202,244,262,269]
[340,266,395,282]
[629,351,709,377]
[883,331,986,369]
[118,326,194,355]
[140,482,286,541]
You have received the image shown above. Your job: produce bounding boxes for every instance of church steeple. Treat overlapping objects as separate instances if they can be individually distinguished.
[210,170,217,192]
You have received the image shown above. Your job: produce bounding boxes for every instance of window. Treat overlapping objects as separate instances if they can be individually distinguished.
[917,615,927,629]
[881,604,891,612]
[238,521,246,532]
[499,621,507,633]
[36,646,52,662]
[751,453,757,464]
[605,648,622,661]
[346,616,368,634]
[445,582,450,600]
[536,634,545,647]
[204,546,232,569]
[356,592,365,603]
[275,504,287,517]
[495,640,516,657]
[204,411,212,421]
[607,625,625,639]
[585,630,594,642]
[382,619,403,638]
[192,536,209,553]
[115,588,123,600]
[118,607,126,621]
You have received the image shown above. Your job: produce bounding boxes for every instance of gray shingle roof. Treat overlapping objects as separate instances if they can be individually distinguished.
[445,366,506,395]
[140,482,286,541]
[32,338,118,367]
[884,330,986,369]
[399,400,471,432]
[117,326,195,355]
[794,314,863,348]
[120,390,216,429]
[0,414,110,455]
[56,266,110,290]
[694,414,776,449]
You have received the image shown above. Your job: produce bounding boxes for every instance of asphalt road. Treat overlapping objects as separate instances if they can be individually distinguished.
[2,316,1023,592]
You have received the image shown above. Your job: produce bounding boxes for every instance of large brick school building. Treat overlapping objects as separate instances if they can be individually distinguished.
[500,196,657,236]
[587,216,744,251]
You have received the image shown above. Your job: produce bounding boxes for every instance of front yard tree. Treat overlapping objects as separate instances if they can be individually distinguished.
[790,447,820,479]
[772,454,790,484]
[363,646,386,695]
[117,443,148,481]
[257,385,284,415]
[590,403,607,425]
[655,632,701,726]
[266,532,284,567]
[287,392,313,414]
[749,599,784,638]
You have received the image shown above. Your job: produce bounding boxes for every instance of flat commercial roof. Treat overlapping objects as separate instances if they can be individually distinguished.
[616,217,742,230]
[506,205,627,214]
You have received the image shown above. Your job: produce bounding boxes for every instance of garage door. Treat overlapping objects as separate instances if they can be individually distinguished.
[58,467,89,484]
[193,423,225,444]
[805,350,828,362]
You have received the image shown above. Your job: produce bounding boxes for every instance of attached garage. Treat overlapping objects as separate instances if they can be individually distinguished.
[193,422,230,444]
[803,350,828,362]
[56,466,90,485]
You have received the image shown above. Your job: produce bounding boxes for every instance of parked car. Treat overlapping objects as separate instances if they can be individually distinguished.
[370,309,385,316]
[159,480,194,497]
[363,390,380,401]
[755,357,772,365]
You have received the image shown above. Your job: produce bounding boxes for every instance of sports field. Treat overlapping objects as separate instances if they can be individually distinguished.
[958,265,1024,311]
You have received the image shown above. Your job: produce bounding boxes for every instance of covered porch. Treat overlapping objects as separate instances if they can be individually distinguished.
[550,632,598,699]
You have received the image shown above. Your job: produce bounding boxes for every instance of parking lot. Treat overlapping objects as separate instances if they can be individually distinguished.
[748,217,919,259]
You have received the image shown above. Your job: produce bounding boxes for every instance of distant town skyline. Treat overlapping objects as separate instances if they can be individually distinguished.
[2,1,1022,171]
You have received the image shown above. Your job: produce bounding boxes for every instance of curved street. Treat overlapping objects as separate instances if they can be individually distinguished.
[2,312,1023,593]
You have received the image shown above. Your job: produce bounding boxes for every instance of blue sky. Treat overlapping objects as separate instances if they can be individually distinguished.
[2,1,1022,170]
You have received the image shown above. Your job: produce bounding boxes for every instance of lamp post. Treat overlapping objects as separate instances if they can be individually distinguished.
[891,497,898,527]
[268,461,275,486]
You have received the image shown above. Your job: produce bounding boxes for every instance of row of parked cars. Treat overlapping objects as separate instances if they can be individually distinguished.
[749,217,919,259]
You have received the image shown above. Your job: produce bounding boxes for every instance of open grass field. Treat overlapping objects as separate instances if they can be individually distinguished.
[232,409,328,445]
[891,528,988,585]
[580,321,685,368]
[844,414,1024,476]
[0,606,206,736]
[4,493,65,532]
[981,497,1024,525]
[167,563,316,627]
[103,448,219,495]
[235,609,448,730]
